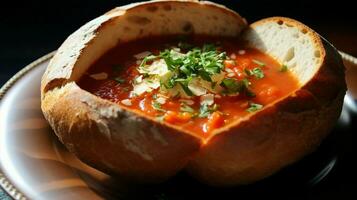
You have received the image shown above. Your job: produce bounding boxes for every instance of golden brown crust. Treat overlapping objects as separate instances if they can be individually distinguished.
[186,18,346,186]
[41,2,346,185]
[42,82,201,182]
[41,0,246,183]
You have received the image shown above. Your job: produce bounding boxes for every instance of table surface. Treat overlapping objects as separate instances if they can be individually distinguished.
[1,0,356,199]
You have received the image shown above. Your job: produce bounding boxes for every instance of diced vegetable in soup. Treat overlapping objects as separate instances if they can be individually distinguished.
[78,35,299,138]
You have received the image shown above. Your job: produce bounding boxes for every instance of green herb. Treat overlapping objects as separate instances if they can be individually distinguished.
[122,87,130,92]
[198,70,212,82]
[139,43,226,96]
[241,79,256,97]
[179,82,193,96]
[180,104,195,113]
[220,78,256,97]
[220,78,241,93]
[246,102,263,112]
[245,67,264,79]
[252,59,266,67]
[199,103,219,118]
[114,77,125,84]
[139,55,157,68]
[280,64,288,72]
[152,101,166,112]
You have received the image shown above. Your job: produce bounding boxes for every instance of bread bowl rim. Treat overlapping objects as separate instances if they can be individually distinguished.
[42,16,329,143]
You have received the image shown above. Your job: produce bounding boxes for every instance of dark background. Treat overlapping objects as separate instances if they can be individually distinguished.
[1,0,357,86]
[0,0,356,199]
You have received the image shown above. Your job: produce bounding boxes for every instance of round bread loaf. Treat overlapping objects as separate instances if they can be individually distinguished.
[41,0,346,185]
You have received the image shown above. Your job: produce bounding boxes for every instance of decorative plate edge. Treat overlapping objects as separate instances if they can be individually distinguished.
[0,51,56,200]
[0,51,356,200]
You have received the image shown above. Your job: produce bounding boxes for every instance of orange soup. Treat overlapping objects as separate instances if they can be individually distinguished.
[78,35,299,138]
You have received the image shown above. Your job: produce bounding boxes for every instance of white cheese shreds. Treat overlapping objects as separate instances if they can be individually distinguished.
[156,97,167,104]
[132,79,160,96]
[238,50,246,55]
[200,94,215,105]
[188,78,207,96]
[134,51,152,59]
[89,72,108,80]
[215,94,222,99]
[136,60,142,65]
[138,59,170,76]
[134,75,143,83]
[179,99,195,105]
[121,99,132,106]
[132,59,175,96]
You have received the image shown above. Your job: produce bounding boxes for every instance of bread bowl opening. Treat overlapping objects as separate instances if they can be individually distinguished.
[77,34,300,140]
[54,3,323,142]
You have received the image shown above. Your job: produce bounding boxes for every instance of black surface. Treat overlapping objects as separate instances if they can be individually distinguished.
[0,0,356,199]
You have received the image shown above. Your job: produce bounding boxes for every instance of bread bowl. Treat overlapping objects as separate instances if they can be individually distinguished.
[40,0,346,186]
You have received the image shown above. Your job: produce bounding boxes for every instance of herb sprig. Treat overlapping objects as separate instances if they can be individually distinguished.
[220,78,255,97]
[246,102,263,112]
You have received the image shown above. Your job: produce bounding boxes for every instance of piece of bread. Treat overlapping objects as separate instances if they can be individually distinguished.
[41,0,346,185]
[41,0,247,183]
[186,17,346,185]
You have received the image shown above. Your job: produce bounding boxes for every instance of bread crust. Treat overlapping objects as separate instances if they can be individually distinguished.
[41,0,246,182]
[186,17,346,186]
[41,1,346,185]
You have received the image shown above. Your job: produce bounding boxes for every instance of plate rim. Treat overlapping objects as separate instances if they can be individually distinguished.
[0,51,55,200]
[0,50,356,200]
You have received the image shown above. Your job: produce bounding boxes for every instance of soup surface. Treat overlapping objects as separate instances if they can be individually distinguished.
[78,35,299,138]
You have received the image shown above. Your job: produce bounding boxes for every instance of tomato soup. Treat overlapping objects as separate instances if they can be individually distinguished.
[78,35,299,138]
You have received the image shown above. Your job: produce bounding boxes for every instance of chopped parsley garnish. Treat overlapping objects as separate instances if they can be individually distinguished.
[114,77,125,84]
[246,102,263,112]
[252,59,266,67]
[139,55,157,69]
[152,101,166,112]
[280,64,288,72]
[140,43,226,96]
[220,78,241,93]
[199,103,219,118]
[220,78,255,96]
[245,67,265,79]
[179,82,194,96]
